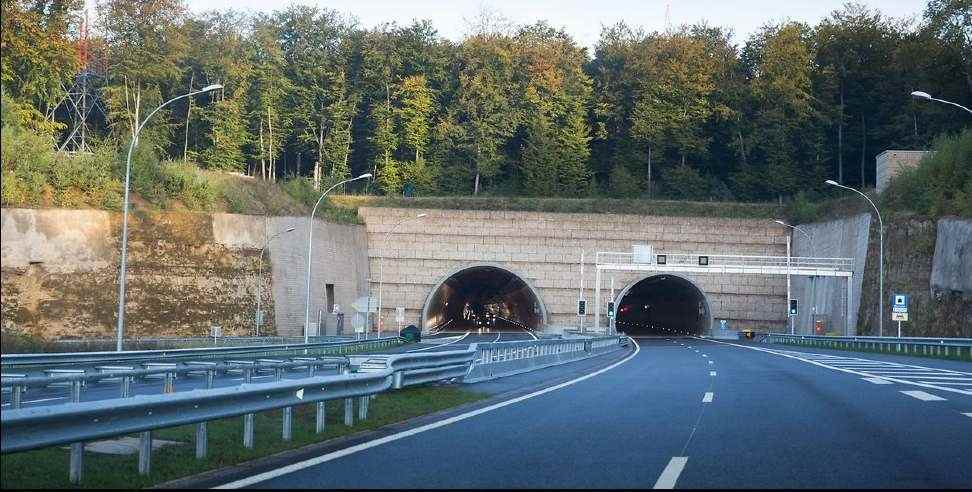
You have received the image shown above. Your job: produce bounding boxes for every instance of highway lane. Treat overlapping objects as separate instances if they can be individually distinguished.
[223,336,972,489]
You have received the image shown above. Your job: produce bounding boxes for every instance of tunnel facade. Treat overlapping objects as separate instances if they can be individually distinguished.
[614,274,712,336]
[422,264,547,331]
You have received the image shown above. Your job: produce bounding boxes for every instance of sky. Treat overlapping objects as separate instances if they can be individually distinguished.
[158,0,927,49]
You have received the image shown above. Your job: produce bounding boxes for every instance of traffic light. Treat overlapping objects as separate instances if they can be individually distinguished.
[789,299,798,316]
[607,302,615,318]
[577,300,587,315]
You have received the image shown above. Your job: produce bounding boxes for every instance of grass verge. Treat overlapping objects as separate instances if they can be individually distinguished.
[0,385,486,489]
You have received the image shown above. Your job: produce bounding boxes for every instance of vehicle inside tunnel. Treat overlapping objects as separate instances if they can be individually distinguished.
[615,275,711,336]
[423,266,545,332]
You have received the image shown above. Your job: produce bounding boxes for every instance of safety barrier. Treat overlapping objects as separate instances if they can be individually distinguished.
[766,334,972,360]
[463,336,628,383]
[0,347,477,484]
[349,348,478,388]
[1,337,401,372]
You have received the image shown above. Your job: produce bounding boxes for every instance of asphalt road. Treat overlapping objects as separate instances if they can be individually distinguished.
[223,336,971,489]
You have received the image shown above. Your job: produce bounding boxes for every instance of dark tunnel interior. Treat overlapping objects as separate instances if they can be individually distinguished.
[615,275,710,336]
[424,266,543,331]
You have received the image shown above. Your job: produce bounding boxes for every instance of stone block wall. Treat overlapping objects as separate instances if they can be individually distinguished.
[359,207,791,333]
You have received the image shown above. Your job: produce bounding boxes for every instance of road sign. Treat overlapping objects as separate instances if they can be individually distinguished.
[891,294,909,314]
[892,312,909,321]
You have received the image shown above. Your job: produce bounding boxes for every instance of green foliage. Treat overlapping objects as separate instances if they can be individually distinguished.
[662,162,711,200]
[883,129,972,218]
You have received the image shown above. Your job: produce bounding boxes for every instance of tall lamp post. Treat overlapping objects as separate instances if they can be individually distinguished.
[826,179,884,337]
[378,213,427,337]
[256,226,295,336]
[775,220,815,334]
[115,84,223,352]
[303,173,372,343]
[911,90,972,115]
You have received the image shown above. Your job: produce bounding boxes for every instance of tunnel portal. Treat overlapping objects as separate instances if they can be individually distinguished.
[423,265,545,332]
[615,274,711,336]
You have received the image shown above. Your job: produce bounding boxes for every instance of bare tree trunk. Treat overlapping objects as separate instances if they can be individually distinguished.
[837,84,844,183]
[259,115,266,180]
[184,73,193,162]
[647,145,653,199]
[267,105,274,182]
[860,113,866,189]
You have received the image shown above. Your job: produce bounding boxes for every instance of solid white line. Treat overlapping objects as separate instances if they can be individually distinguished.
[653,456,688,489]
[493,332,502,343]
[216,337,642,489]
[709,371,717,376]
[862,377,893,385]
[698,338,972,396]
[0,396,68,407]
[407,332,470,352]
[702,392,714,403]
[881,375,972,381]
[900,390,947,401]
[962,413,972,418]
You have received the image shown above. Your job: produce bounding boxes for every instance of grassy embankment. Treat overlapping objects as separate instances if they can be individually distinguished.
[0,385,487,489]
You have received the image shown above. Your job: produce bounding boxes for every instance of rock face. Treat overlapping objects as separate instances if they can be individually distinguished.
[0,208,369,340]
[931,218,972,295]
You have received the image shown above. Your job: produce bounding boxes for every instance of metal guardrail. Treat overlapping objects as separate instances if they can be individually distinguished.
[464,336,628,383]
[1,337,401,372]
[766,333,972,360]
[349,348,478,388]
[0,347,478,484]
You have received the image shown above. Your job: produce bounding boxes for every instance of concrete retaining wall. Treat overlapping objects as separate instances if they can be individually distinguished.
[790,213,871,335]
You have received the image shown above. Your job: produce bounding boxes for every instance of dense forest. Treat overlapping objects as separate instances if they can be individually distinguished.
[1,0,969,204]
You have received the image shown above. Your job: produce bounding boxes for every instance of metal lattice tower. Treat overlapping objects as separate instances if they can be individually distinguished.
[57,10,107,153]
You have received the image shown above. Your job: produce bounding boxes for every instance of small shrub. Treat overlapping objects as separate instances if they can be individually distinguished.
[883,129,972,218]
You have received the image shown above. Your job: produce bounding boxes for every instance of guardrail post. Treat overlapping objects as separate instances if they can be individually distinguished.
[121,375,133,398]
[358,395,369,420]
[243,413,255,449]
[344,397,354,426]
[316,402,327,433]
[12,385,23,409]
[195,419,208,459]
[163,372,174,394]
[69,379,83,484]
[138,430,152,475]
[282,407,293,441]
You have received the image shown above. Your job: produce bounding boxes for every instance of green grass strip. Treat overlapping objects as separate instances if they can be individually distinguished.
[0,386,486,489]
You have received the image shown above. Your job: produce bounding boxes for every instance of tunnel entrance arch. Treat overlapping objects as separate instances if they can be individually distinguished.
[613,274,713,336]
[421,263,548,332]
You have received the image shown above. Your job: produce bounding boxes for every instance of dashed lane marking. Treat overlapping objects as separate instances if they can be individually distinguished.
[702,392,714,403]
[900,390,947,401]
[962,413,972,418]
[653,457,688,489]
[862,377,894,385]
[710,371,717,376]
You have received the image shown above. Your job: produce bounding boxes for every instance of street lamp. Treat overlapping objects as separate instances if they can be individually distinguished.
[378,213,428,338]
[303,173,372,343]
[256,226,295,336]
[775,220,816,335]
[115,83,223,352]
[911,90,972,115]
[826,179,885,337]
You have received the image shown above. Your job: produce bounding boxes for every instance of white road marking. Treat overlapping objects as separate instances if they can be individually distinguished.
[407,332,470,352]
[698,338,972,396]
[900,390,946,401]
[216,337,642,489]
[701,354,708,358]
[493,332,502,343]
[962,413,972,418]
[653,457,688,489]
[920,381,972,386]
[707,360,713,365]
[709,371,717,376]
[1,396,68,407]
[702,392,714,403]
[862,377,893,385]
